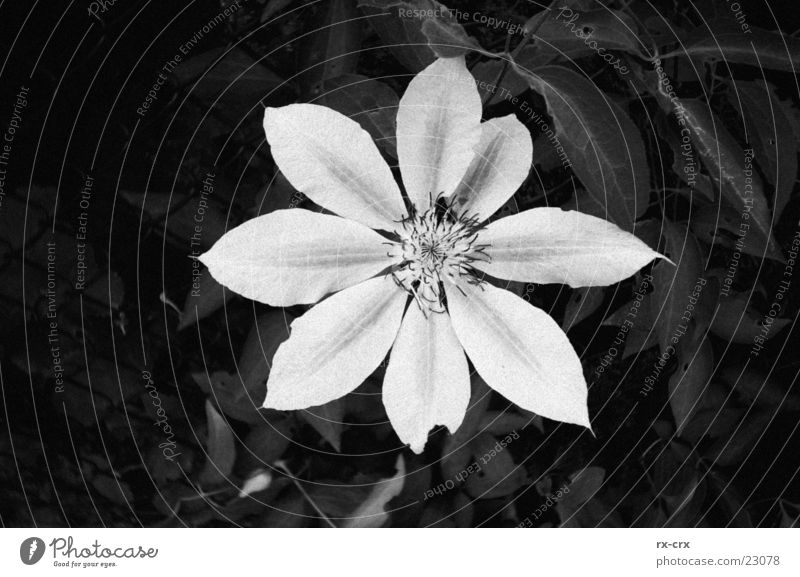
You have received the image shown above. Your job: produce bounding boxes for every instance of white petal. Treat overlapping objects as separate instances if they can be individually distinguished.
[446,280,590,428]
[383,306,470,453]
[450,115,533,221]
[199,209,398,307]
[264,104,406,231]
[474,208,661,287]
[396,57,482,211]
[264,276,407,410]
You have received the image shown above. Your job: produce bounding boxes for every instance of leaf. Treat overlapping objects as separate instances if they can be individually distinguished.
[242,419,293,468]
[238,470,272,498]
[200,400,236,487]
[562,286,604,331]
[705,411,771,467]
[463,433,527,499]
[719,363,800,411]
[441,373,492,480]
[177,269,233,331]
[239,311,294,399]
[689,204,768,259]
[531,7,644,60]
[470,60,529,103]
[299,398,345,451]
[318,74,399,158]
[173,48,285,118]
[260,0,298,22]
[556,466,605,527]
[121,191,228,249]
[710,292,790,344]
[344,455,406,528]
[359,0,479,71]
[673,24,800,73]
[669,335,713,436]
[521,65,650,231]
[302,0,362,95]
[420,12,482,59]
[650,220,704,353]
[735,80,798,220]
[678,99,783,261]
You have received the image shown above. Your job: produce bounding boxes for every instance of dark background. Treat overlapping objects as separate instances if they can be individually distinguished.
[1,0,799,527]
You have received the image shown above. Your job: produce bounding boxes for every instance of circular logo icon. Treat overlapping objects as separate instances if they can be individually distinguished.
[20,537,46,565]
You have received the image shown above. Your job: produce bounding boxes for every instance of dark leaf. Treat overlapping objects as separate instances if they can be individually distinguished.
[299,398,345,452]
[318,74,399,158]
[302,0,362,95]
[735,80,798,220]
[678,99,783,261]
[177,270,233,331]
[199,400,236,487]
[650,220,704,353]
[521,65,650,231]
[672,24,800,73]
[669,335,713,436]
[562,286,604,331]
[709,292,790,344]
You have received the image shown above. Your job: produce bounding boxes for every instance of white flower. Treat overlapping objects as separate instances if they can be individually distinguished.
[199,57,661,453]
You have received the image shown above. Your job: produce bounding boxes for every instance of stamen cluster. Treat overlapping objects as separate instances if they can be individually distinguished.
[389,196,489,314]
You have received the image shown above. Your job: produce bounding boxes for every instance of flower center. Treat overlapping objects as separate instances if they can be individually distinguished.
[389,196,489,315]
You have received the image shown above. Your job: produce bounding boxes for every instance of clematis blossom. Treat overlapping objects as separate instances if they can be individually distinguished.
[199,56,662,453]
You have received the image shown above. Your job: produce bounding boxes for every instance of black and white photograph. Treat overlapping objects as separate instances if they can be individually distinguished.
[1,0,799,572]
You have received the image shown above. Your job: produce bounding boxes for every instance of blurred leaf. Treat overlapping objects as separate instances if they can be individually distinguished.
[442,374,492,480]
[709,292,790,344]
[344,455,406,527]
[260,0,298,22]
[463,433,527,499]
[242,419,293,468]
[705,411,771,466]
[200,400,236,487]
[173,48,285,118]
[556,466,605,527]
[92,476,133,505]
[238,469,272,498]
[479,410,540,436]
[121,191,228,249]
[719,363,800,411]
[735,80,797,220]
[673,24,800,73]
[562,286,604,331]
[299,398,345,451]
[318,74,399,158]
[302,0,362,95]
[670,335,713,436]
[253,170,300,217]
[522,65,650,231]
[177,270,233,331]
[679,99,782,261]
[240,310,294,403]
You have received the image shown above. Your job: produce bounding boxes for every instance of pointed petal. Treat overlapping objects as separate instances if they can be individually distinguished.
[199,209,398,307]
[383,306,470,453]
[475,208,661,287]
[446,280,590,428]
[396,57,482,211]
[264,276,407,410]
[264,104,406,230]
[450,115,533,221]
